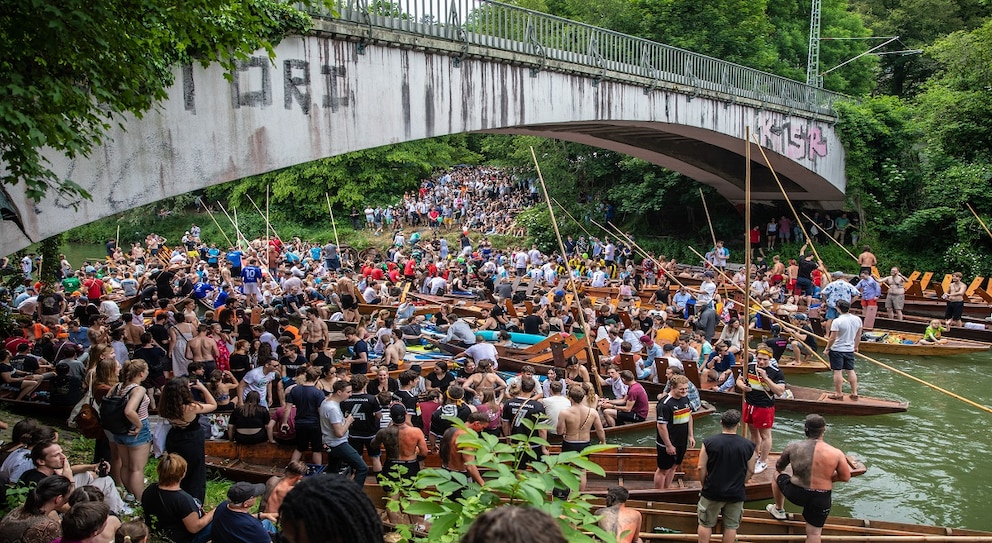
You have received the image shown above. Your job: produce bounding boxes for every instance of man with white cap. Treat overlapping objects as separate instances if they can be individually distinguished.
[211,481,275,542]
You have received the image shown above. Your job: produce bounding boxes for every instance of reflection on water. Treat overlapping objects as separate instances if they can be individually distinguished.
[617,353,992,531]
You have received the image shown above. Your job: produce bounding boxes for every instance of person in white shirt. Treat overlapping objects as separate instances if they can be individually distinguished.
[542,381,571,435]
[442,315,477,345]
[464,336,499,366]
[591,266,607,288]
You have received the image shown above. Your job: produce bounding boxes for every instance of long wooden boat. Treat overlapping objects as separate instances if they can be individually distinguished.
[407,292,492,318]
[865,313,992,343]
[0,396,74,417]
[203,441,865,505]
[676,361,909,416]
[858,296,992,320]
[808,322,992,357]
[624,500,992,538]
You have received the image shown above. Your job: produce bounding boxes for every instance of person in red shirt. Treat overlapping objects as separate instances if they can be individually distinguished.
[403,259,416,281]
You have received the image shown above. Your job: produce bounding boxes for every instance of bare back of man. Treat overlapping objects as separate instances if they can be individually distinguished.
[397,425,427,462]
[783,439,850,491]
[597,504,642,543]
[187,335,218,364]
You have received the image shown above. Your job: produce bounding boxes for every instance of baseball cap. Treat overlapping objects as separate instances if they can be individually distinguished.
[389,403,407,421]
[791,313,808,321]
[227,482,266,503]
[639,334,653,345]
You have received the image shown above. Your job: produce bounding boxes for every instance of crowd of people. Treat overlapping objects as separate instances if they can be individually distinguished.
[0,164,876,541]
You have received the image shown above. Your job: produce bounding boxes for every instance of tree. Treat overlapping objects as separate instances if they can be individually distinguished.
[0,0,315,204]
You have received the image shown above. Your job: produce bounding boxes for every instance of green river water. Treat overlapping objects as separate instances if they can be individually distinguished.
[60,243,992,531]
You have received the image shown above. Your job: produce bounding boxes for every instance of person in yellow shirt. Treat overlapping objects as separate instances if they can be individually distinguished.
[655,319,681,346]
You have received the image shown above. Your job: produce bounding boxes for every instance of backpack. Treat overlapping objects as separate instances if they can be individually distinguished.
[99,383,135,435]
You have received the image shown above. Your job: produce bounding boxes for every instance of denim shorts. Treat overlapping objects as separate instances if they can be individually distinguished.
[109,418,152,446]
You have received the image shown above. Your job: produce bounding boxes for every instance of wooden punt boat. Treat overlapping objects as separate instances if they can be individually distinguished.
[0,396,74,417]
[203,441,865,505]
[676,361,909,416]
[857,332,991,356]
[432,338,907,416]
[865,313,992,343]
[859,296,992,320]
[624,500,992,538]
[407,292,492,318]
[358,302,443,317]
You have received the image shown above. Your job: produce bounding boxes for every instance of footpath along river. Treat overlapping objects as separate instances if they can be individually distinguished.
[60,244,992,530]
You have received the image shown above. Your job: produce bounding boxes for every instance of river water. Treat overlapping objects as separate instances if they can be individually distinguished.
[60,243,992,530]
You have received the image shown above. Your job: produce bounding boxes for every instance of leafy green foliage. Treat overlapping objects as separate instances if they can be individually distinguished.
[384,418,618,543]
[0,0,315,204]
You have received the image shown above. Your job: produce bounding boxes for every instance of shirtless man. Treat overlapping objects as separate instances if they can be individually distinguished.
[441,411,488,491]
[372,404,429,482]
[300,310,329,359]
[382,329,406,370]
[462,359,506,399]
[857,246,877,276]
[557,386,607,490]
[880,267,907,321]
[185,323,220,375]
[766,414,853,543]
[944,271,968,328]
[597,486,642,543]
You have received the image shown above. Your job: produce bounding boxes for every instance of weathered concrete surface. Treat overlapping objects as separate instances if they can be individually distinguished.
[1,28,845,256]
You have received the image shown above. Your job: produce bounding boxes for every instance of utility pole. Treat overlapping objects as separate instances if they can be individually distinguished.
[806,0,822,87]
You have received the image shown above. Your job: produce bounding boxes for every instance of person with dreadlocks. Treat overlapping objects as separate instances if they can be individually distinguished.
[278,474,383,543]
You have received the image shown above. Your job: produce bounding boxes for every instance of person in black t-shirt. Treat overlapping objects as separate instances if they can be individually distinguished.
[734,347,786,476]
[425,361,455,395]
[342,327,368,375]
[282,367,327,464]
[228,391,275,445]
[429,385,472,454]
[500,377,546,469]
[696,409,757,543]
[341,374,383,474]
[142,453,214,543]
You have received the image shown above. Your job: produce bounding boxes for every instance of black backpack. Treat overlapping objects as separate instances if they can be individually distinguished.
[99,384,134,435]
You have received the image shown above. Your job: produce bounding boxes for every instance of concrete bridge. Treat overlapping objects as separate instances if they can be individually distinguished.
[0,0,849,256]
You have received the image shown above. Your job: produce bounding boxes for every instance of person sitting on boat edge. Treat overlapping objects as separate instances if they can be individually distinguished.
[598,370,649,427]
[919,319,949,345]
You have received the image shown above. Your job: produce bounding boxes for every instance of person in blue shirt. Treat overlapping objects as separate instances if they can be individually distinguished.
[225,250,243,275]
[240,259,263,307]
[210,482,274,543]
[192,278,215,301]
[207,245,221,268]
[701,341,736,383]
[213,285,232,309]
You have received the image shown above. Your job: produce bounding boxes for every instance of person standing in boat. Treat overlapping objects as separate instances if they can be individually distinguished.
[823,300,861,401]
[696,409,756,543]
[944,271,968,328]
[654,374,694,489]
[735,346,786,475]
[766,414,853,543]
[855,270,881,330]
[880,267,907,321]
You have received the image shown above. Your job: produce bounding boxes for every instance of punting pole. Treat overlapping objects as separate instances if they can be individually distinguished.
[743,126,753,425]
[244,191,283,244]
[549,196,595,239]
[966,203,992,242]
[530,146,603,397]
[750,134,825,265]
[802,211,860,263]
[203,204,234,248]
[686,247,992,416]
[591,218,688,290]
[699,187,719,257]
[326,192,341,250]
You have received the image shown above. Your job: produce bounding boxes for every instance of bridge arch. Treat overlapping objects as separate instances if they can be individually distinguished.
[1,6,846,256]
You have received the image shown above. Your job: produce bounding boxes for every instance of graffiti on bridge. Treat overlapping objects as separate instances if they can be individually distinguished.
[755,114,829,162]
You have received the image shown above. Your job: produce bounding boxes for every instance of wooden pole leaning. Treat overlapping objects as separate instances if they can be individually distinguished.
[244,191,283,244]
[750,134,825,265]
[802,212,860,264]
[326,193,341,249]
[203,204,235,248]
[596,219,689,290]
[687,246,830,369]
[216,201,246,248]
[742,126,752,422]
[685,246,991,413]
[966,203,992,242]
[549,196,596,239]
[699,187,719,254]
[530,146,603,397]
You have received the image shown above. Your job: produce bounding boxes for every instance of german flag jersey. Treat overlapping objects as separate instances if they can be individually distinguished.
[656,394,691,448]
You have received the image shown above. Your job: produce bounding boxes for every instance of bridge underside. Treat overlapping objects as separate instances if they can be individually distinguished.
[489,121,843,206]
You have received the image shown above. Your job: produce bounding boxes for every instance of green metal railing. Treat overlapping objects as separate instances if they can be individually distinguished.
[311,0,845,115]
